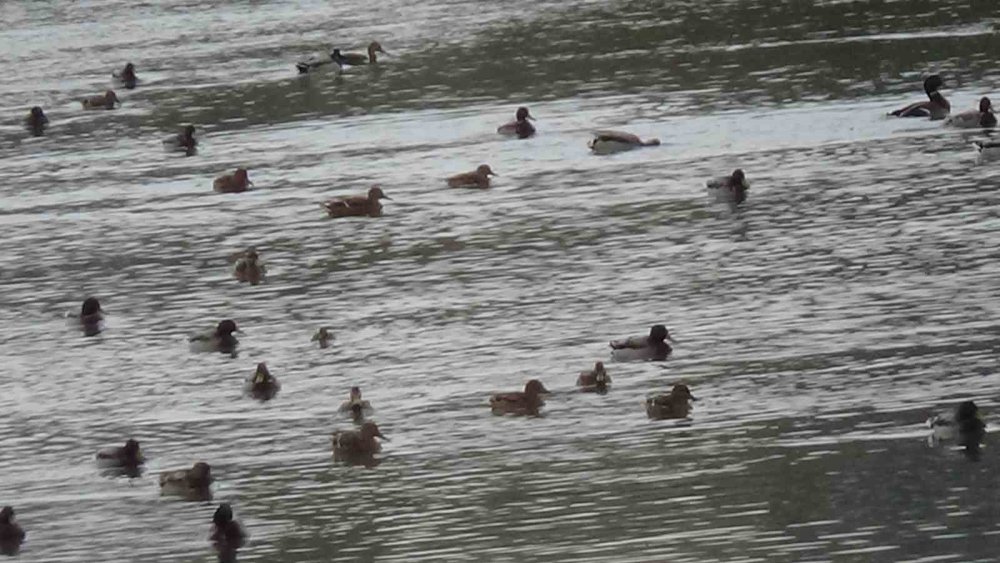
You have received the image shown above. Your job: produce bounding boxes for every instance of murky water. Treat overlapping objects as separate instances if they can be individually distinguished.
[2,1,1000,561]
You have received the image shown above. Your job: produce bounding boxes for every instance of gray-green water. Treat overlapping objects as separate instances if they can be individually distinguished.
[2,1,1000,561]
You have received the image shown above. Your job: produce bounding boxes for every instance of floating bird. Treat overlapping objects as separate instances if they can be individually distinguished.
[96,439,145,468]
[296,51,341,74]
[25,106,48,136]
[707,169,750,205]
[78,296,104,336]
[490,379,549,415]
[245,362,280,400]
[588,130,660,154]
[646,384,698,419]
[234,248,266,285]
[334,41,388,66]
[610,324,674,362]
[213,168,253,193]
[946,97,996,129]
[210,503,247,548]
[312,327,333,348]
[112,62,138,89]
[163,125,197,156]
[928,400,986,457]
[332,422,386,456]
[339,386,373,414]
[576,361,610,393]
[81,90,121,110]
[159,462,213,497]
[189,320,240,354]
[497,107,536,139]
[447,165,497,189]
[322,185,391,218]
[889,75,950,120]
[0,506,25,555]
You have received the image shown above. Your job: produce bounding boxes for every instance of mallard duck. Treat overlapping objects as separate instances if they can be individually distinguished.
[332,422,386,456]
[81,90,120,110]
[245,362,280,400]
[447,165,497,189]
[96,439,144,467]
[490,379,549,415]
[112,62,138,89]
[646,384,698,419]
[159,462,213,490]
[189,320,240,354]
[497,107,536,139]
[339,386,373,414]
[25,106,48,136]
[588,130,660,155]
[210,503,247,548]
[946,97,996,129]
[213,168,252,193]
[78,296,104,336]
[576,361,610,392]
[610,324,674,362]
[322,185,390,218]
[163,125,197,156]
[889,75,950,120]
[312,327,333,348]
[333,41,388,66]
[707,169,750,205]
[234,248,266,285]
[928,400,986,454]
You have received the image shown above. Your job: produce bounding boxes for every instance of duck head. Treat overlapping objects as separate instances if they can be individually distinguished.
[124,439,141,459]
[980,97,993,113]
[956,400,980,421]
[191,461,212,483]
[233,168,253,187]
[106,90,121,107]
[516,107,534,122]
[594,362,609,385]
[0,507,13,525]
[368,185,391,201]
[923,75,944,95]
[30,106,48,123]
[349,386,363,402]
[368,41,388,56]
[476,164,497,177]
[252,362,271,384]
[643,138,661,147]
[216,319,239,337]
[81,297,102,316]
[648,324,674,344]
[732,169,748,189]
[213,503,233,526]
[244,247,259,263]
[524,379,550,396]
[184,124,196,138]
[671,383,698,402]
[360,421,387,441]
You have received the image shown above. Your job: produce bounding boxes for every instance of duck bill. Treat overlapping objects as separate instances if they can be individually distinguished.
[377,433,389,441]
[690,395,699,401]
[383,195,393,200]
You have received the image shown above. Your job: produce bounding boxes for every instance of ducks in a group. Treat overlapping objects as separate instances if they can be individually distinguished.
[646,384,698,419]
[576,362,610,393]
[588,130,660,154]
[928,400,986,457]
[707,169,750,206]
[234,248,266,285]
[322,185,391,218]
[946,96,996,129]
[0,506,25,555]
[312,327,333,348]
[610,324,674,362]
[447,164,497,189]
[497,107,536,139]
[332,421,386,457]
[163,125,197,156]
[213,168,253,193]
[79,296,104,336]
[189,320,240,354]
[490,379,549,415]
[210,503,247,549]
[245,362,280,400]
[96,439,145,468]
[25,106,48,136]
[159,462,213,499]
[889,74,950,120]
[81,90,121,110]
[112,62,138,89]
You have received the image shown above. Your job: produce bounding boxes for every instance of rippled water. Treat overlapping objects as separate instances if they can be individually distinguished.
[2,0,1000,561]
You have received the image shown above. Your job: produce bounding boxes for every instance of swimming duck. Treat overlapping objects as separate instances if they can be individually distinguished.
[210,503,247,548]
[322,185,391,218]
[245,362,280,400]
[497,107,536,139]
[189,320,240,354]
[610,324,674,362]
[96,439,144,467]
[646,384,698,419]
[707,169,750,205]
[112,62,138,89]
[213,168,253,193]
[576,361,610,393]
[928,400,986,455]
[889,75,950,120]
[332,421,386,456]
[0,506,25,553]
[81,90,121,110]
[25,106,48,136]
[77,296,104,336]
[490,379,549,415]
[339,386,373,414]
[588,130,660,155]
[334,42,388,66]
[160,461,213,490]
[946,97,996,129]
[164,125,197,156]
[234,248,266,285]
[312,327,333,348]
[447,165,497,189]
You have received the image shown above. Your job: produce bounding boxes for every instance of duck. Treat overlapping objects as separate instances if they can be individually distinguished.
[889,75,950,120]
[189,320,240,354]
[245,362,280,400]
[973,139,1000,158]
[646,384,698,419]
[447,165,497,189]
[96,438,145,467]
[588,130,660,155]
[163,125,197,156]
[210,503,247,548]
[213,168,253,193]
[234,248,266,285]
[159,461,213,491]
[25,106,48,136]
[78,296,104,336]
[322,185,391,218]
[928,400,986,454]
[610,324,674,362]
[81,90,121,110]
[707,169,750,205]
[945,97,996,129]
[0,506,25,554]
[332,421,386,456]
[312,327,333,348]
[576,361,610,393]
[339,386,373,414]
[497,107,536,139]
[112,62,138,89]
[333,41,388,66]
[295,50,341,74]
[490,379,549,415]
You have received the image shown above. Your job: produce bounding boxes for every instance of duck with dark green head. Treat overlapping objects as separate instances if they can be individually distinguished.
[96,438,145,468]
[189,320,240,355]
[610,324,675,362]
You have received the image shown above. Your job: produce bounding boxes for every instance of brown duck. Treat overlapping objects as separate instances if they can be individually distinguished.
[490,379,549,415]
[646,384,698,419]
[447,165,497,189]
[322,185,390,218]
[81,90,121,110]
[213,168,252,193]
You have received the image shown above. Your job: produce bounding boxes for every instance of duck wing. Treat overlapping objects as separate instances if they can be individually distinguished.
[609,334,646,349]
